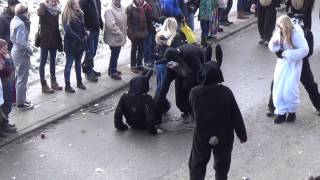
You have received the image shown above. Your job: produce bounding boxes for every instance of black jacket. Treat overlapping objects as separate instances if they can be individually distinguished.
[79,0,103,30]
[0,8,14,50]
[190,62,247,148]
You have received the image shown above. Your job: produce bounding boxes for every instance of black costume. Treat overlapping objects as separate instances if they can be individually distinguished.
[114,71,161,135]
[154,44,221,115]
[257,0,280,44]
[286,0,314,30]
[188,61,247,180]
[267,17,320,115]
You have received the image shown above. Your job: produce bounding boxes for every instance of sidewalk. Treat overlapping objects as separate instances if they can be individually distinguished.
[0,11,260,147]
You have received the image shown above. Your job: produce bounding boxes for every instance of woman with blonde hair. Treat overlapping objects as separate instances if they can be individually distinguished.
[62,0,88,93]
[10,3,34,110]
[269,15,309,124]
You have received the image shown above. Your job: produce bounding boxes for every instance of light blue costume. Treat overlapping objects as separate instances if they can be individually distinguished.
[269,25,309,115]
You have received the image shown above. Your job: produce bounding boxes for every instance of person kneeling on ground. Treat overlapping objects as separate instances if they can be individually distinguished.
[114,70,161,135]
[188,61,247,180]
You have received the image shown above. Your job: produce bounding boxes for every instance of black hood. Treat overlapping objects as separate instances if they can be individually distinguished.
[128,70,153,95]
[198,61,224,85]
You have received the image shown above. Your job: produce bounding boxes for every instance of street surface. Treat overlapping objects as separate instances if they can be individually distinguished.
[1,11,320,179]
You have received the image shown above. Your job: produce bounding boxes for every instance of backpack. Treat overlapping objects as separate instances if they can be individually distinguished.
[160,0,182,17]
[260,0,272,6]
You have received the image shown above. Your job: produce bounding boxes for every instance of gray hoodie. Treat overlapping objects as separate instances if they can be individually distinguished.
[10,16,32,56]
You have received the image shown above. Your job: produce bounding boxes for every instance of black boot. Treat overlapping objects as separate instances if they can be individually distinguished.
[65,82,75,93]
[1,123,17,134]
[274,114,286,124]
[0,129,7,138]
[77,80,86,90]
[286,113,296,122]
[201,37,208,47]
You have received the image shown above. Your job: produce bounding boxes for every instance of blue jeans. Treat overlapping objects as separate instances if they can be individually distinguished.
[85,30,100,72]
[64,51,83,83]
[237,0,246,11]
[109,46,121,74]
[155,64,166,95]
[185,13,194,31]
[143,31,156,64]
[1,80,14,124]
[40,48,57,81]
[200,20,210,38]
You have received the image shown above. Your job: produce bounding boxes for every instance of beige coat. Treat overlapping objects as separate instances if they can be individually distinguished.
[103,3,127,47]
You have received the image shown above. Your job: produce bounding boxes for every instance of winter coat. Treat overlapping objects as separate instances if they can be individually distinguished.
[0,55,15,85]
[269,25,309,115]
[190,61,247,148]
[37,3,63,50]
[145,0,166,33]
[160,0,182,17]
[79,0,103,31]
[0,8,14,50]
[63,14,87,54]
[103,3,127,47]
[198,0,218,21]
[126,2,148,40]
[10,16,32,56]
[257,0,280,8]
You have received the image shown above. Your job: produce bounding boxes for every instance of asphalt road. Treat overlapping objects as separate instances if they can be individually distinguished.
[1,15,320,179]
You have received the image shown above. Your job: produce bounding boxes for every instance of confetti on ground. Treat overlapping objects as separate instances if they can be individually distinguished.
[298,151,303,154]
[95,168,104,173]
[40,154,45,158]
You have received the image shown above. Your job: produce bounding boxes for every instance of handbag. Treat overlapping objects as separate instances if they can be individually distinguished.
[34,27,41,47]
[180,23,197,44]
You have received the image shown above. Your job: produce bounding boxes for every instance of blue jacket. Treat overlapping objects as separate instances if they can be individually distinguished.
[161,0,182,17]
[63,14,87,53]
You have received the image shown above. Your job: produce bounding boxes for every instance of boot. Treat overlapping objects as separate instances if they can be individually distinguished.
[1,123,17,134]
[201,37,208,47]
[286,113,296,122]
[77,80,86,90]
[237,11,249,19]
[86,72,98,82]
[274,114,286,124]
[0,129,7,138]
[41,80,54,93]
[65,82,75,93]
[51,78,62,90]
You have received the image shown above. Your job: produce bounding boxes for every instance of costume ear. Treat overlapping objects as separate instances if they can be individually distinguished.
[204,46,212,62]
[146,70,153,80]
[215,44,223,67]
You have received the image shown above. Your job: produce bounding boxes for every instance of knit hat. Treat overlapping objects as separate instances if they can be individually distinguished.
[8,0,20,7]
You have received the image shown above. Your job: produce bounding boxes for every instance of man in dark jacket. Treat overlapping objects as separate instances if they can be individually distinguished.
[286,0,314,30]
[79,0,103,82]
[0,0,20,51]
[188,61,247,180]
[114,70,161,135]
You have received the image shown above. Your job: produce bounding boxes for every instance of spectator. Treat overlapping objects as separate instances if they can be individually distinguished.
[0,0,20,51]
[180,0,195,30]
[144,0,165,68]
[79,0,103,82]
[37,0,63,93]
[0,39,16,136]
[62,0,88,93]
[198,0,217,46]
[220,0,233,26]
[0,78,4,138]
[103,0,127,80]
[10,3,34,110]
[268,15,309,124]
[126,0,149,73]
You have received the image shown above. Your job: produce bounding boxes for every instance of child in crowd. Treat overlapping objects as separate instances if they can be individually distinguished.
[0,39,16,137]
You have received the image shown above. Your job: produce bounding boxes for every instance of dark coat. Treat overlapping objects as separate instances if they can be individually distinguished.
[190,61,247,148]
[79,0,103,31]
[63,14,87,54]
[114,71,161,134]
[37,3,63,50]
[126,3,148,40]
[0,8,14,51]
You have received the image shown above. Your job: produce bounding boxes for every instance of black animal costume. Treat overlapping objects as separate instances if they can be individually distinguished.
[286,0,314,30]
[267,16,320,115]
[257,0,280,44]
[188,61,247,180]
[154,44,222,115]
[114,71,161,135]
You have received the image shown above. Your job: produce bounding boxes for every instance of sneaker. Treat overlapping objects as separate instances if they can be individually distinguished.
[263,41,269,47]
[86,72,98,82]
[217,27,224,32]
[131,67,140,74]
[286,113,296,122]
[220,21,230,26]
[226,20,233,24]
[17,103,34,110]
[258,39,265,45]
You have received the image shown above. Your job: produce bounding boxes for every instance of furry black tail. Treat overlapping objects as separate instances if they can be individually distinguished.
[215,44,223,67]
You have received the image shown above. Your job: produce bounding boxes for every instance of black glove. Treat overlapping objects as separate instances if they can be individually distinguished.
[275,50,283,58]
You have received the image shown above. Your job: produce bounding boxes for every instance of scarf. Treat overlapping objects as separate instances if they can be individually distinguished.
[45,3,61,16]
[17,14,31,33]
